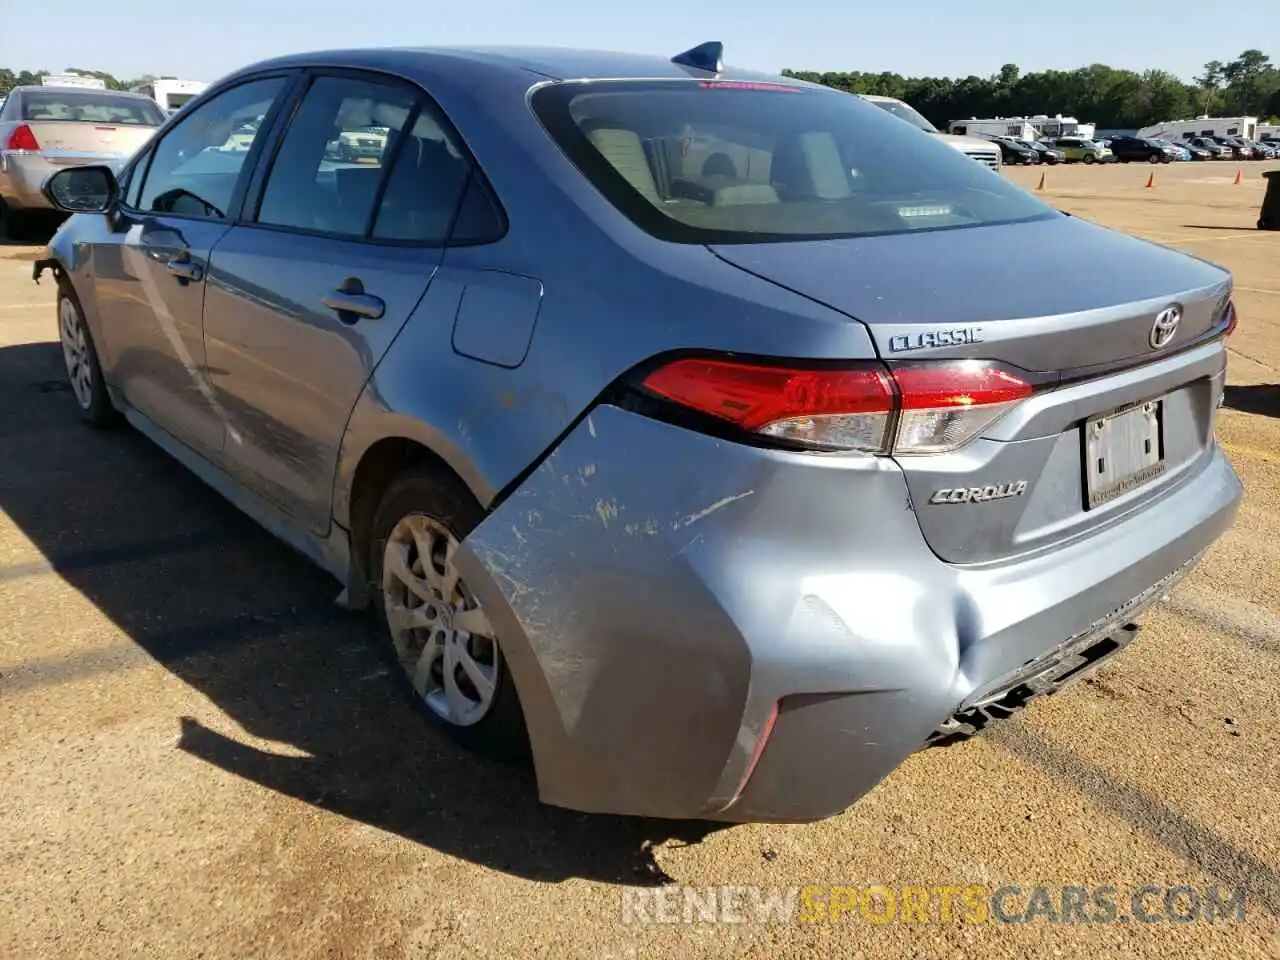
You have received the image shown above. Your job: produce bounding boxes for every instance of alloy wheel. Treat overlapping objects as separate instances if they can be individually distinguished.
[59,297,94,411]
[381,513,501,727]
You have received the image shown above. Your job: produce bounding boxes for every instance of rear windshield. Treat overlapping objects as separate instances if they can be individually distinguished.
[531,80,1056,244]
[21,90,164,126]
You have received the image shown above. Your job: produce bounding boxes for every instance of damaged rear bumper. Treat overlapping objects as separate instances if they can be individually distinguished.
[452,405,1242,823]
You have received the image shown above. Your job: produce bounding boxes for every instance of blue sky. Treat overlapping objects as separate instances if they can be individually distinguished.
[4,0,1274,84]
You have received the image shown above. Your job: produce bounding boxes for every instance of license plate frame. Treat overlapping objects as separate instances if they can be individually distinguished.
[1084,398,1166,509]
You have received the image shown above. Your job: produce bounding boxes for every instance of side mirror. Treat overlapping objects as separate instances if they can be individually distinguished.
[41,165,119,214]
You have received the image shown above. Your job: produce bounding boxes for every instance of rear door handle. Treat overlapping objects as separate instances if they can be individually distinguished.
[322,277,384,322]
[165,252,203,282]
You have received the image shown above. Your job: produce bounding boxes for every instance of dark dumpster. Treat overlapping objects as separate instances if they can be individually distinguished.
[1261,170,1280,231]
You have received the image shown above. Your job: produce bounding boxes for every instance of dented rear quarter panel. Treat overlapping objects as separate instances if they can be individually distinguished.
[450,403,958,819]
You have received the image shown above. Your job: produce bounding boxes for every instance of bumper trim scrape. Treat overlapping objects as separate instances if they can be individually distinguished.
[925,548,1207,746]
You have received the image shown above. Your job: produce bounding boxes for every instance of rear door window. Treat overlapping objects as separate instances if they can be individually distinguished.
[255,75,417,238]
[370,107,475,243]
[253,72,487,245]
[531,80,1056,244]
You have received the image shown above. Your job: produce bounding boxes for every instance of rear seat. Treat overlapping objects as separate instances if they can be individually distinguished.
[581,121,660,202]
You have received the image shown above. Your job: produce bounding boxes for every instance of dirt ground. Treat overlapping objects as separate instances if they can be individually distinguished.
[1,159,1278,959]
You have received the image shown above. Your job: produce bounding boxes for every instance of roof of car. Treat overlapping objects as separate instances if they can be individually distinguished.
[234,45,814,87]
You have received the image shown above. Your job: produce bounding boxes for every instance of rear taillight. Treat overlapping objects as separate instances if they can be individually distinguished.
[6,124,40,152]
[639,357,1033,455]
[891,364,1033,455]
[1223,300,1237,336]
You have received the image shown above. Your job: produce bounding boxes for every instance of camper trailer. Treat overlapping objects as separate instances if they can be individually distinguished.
[1136,116,1259,142]
[40,74,107,90]
[948,114,1094,142]
[1258,123,1279,143]
[947,117,1039,140]
[131,78,209,115]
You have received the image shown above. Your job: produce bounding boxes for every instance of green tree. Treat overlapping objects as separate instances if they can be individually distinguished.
[782,49,1274,130]
[1195,60,1225,114]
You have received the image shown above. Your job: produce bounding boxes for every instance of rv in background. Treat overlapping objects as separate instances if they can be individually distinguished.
[948,115,1095,141]
[131,78,209,116]
[948,117,1039,140]
[40,74,107,90]
[1258,124,1279,143]
[1136,116,1259,142]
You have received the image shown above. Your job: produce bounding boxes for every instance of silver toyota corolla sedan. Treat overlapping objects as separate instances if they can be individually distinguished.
[33,41,1242,824]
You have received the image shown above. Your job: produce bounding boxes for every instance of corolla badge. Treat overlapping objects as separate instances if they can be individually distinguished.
[929,481,1028,504]
[1149,306,1181,350]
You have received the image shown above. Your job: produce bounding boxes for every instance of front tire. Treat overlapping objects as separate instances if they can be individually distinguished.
[1083,154,1096,164]
[370,464,531,763]
[57,285,119,428]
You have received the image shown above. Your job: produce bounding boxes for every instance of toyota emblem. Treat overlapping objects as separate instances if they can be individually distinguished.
[1149,306,1181,350]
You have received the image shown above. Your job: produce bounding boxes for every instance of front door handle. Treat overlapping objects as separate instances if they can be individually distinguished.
[166,252,203,282]
[322,277,384,322]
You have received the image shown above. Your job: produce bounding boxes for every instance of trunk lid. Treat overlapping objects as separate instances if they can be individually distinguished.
[711,214,1234,565]
[22,120,157,161]
[709,214,1229,370]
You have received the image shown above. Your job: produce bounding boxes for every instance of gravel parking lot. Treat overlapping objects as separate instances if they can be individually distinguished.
[1,160,1278,959]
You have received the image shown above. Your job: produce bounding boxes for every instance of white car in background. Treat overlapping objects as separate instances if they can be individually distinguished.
[859,94,1003,171]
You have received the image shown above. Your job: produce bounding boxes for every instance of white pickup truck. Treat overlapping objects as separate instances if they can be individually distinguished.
[860,94,1003,171]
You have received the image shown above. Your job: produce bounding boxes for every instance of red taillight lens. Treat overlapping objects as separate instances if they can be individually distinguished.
[1223,300,1237,336]
[6,124,40,152]
[640,357,1032,455]
[641,358,895,452]
[892,362,1034,455]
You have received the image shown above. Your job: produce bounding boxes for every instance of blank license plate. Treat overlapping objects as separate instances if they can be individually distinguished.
[1085,399,1166,508]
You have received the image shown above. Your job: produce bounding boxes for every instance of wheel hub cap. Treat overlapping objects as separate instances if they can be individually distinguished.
[59,298,93,411]
[381,514,500,727]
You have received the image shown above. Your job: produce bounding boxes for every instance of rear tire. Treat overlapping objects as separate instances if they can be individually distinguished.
[57,284,120,429]
[369,464,531,764]
[1083,154,1096,164]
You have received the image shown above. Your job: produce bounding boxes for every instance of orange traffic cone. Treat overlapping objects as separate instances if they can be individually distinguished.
[1037,170,1046,191]
[1234,168,1243,185]
[1145,171,1155,188]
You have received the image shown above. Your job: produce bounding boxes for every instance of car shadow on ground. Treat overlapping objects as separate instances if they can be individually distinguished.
[1223,384,1280,419]
[0,339,730,887]
[0,212,63,249]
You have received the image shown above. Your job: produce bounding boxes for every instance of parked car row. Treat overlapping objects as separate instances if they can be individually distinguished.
[988,131,1280,167]
[982,134,1112,165]
[1136,134,1277,162]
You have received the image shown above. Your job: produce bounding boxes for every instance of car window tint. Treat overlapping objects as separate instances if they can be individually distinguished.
[257,76,416,238]
[137,77,285,221]
[447,172,505,243]
[371,106,474,243]
[532,81,1055,245]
